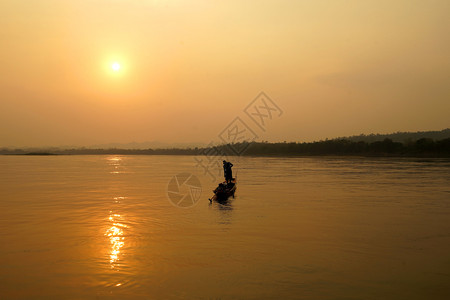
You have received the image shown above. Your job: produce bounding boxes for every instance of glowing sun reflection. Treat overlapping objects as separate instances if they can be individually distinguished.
[105,208,127,269]
[107,156,125,174]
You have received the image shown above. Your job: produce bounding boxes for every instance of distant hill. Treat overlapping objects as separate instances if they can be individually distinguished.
[1,128,449,157]
[335,128,450,143]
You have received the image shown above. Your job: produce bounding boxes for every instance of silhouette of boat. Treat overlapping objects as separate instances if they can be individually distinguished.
[209,178,237,202]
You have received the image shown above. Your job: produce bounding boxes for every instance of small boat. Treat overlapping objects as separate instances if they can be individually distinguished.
[209,178,237,202]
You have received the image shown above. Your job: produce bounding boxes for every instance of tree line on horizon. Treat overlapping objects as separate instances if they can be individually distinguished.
[336,128,450,144]
[1,137,449,157]
[237,137,450,156]
[1,128,449,156]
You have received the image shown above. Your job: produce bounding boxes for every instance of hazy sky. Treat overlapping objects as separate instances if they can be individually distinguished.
[1,0,449,147]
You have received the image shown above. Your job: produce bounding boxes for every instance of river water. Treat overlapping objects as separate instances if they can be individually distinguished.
[0,155,449,299]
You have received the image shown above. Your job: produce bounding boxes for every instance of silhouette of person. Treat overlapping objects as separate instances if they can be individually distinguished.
[223,160,228,181]
[223,160,233,183]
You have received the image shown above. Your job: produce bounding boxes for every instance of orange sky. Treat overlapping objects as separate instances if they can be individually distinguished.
[1,0,449,147]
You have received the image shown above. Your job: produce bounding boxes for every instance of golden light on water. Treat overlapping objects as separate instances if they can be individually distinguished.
[107,156,124,174]
[108,157,122,162]
[105,210,127,268]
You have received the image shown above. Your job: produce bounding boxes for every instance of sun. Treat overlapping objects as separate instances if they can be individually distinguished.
[111,62,121,71]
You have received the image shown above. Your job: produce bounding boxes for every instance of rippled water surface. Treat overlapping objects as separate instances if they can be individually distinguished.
[1,155,449,299]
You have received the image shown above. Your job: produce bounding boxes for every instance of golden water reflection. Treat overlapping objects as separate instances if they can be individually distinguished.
[107,156,123,174]
[105,197,128,269]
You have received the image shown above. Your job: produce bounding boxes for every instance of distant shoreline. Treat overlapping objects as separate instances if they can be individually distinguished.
[2,137,449,158]
[3,128,450,157]
[4,154,450,158]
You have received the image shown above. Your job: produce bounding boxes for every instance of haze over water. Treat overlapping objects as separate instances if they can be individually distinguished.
[1,155,449,299]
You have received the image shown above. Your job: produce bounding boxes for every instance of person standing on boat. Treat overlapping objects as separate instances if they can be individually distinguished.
[223,160,228,181]
[223,160,233,183]
[226,161,233,183]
